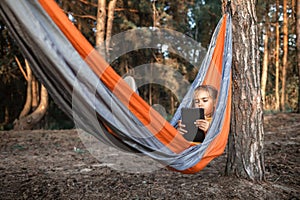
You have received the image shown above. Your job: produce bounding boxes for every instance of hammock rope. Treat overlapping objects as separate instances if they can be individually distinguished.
[0,0,232,174]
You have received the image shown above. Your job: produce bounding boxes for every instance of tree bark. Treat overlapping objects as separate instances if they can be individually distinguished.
[106,0,117,55]
[281,0,288,111]
[13,59,49,130]
[297,0,300,113]
[14,85,48,130]
[225,0,265,181]
[16,58,32,118]
[261,1,270,108]
[31,76,39,109]
[96,0,106,50]
[275,0,280,111]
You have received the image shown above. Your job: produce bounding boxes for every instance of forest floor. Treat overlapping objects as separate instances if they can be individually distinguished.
[0,113,299,200]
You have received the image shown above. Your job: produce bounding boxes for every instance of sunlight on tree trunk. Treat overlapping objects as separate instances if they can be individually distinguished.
[275,0,280,111]
[13,58,49,130]
[106,0,117,56]
[14,85,48,130]
[225,0,265,181]
[96,0,106,49]
[96,0,117,58]
[281,0,288,111]
[15,57,32,118]
[261,1,270,108]
[297,0,300,113]
[31,76,39,109]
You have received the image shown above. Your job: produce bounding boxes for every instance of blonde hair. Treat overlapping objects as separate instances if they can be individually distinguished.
[194,85,218,102]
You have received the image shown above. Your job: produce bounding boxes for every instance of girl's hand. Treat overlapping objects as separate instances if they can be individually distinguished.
[177,120,188,135]
[195,119,210,133]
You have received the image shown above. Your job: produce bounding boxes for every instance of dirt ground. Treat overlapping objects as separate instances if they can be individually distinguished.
[0,113,299,200]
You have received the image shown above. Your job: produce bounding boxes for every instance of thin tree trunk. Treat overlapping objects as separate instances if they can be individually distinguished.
[261,1,270,108]
[281,0,288,111]
[13,59,49,130]
[297,0,300,113]
[14,85,48,130]
[30,85,48,122]
[96,0,106,51]
[31,75,39,109]
[225,0,265,181]
[275,0,280,111]
[106,0,117,56]
[16,58,32,118]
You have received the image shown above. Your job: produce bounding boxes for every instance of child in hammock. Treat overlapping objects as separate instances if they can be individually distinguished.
[178,85,218,140]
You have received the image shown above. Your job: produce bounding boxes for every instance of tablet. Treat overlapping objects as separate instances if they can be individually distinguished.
[181,108,205,142]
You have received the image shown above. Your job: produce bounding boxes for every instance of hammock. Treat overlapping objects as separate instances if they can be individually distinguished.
[0,0,232,174]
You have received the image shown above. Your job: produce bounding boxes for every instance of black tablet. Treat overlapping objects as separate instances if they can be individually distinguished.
[181,108,205,142]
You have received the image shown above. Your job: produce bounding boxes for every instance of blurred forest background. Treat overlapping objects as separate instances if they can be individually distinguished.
[0,0,299,130]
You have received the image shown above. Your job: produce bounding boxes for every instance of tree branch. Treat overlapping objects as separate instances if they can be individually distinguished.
[14,56,27,81]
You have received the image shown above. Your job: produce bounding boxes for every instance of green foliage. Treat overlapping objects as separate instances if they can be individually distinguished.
[188,0,222,48]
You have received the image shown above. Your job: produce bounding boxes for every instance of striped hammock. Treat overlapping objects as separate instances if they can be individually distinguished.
[0,0,232,174]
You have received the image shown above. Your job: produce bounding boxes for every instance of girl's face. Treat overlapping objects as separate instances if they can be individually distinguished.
[193,89,215,118]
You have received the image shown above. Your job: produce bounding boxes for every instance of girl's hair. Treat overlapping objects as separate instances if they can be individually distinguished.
[194,85,218,101]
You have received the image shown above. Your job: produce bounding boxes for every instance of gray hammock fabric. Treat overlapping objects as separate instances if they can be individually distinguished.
[0,0,232,173]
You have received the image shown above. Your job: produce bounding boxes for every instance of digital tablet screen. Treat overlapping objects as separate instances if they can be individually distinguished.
[181,108,205,142]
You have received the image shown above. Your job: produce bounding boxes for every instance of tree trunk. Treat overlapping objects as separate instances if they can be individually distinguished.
[297,0,300,113]
[275,0,280,111]
[31,76,39,109]
[16,58,32,118]
[30,85,48,123]
[13,59,49,130]
[14,85,48,130]
[106,0,117,55]
[281,0,288,111]
[96,0,106,50]
[225,0,265,181]
[261,1,270,108]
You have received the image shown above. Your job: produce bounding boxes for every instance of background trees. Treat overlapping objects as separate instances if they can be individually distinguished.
[0,0,298,150]
[12,58,49,130]
[257,0,298,111]
[0,1,298,116]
